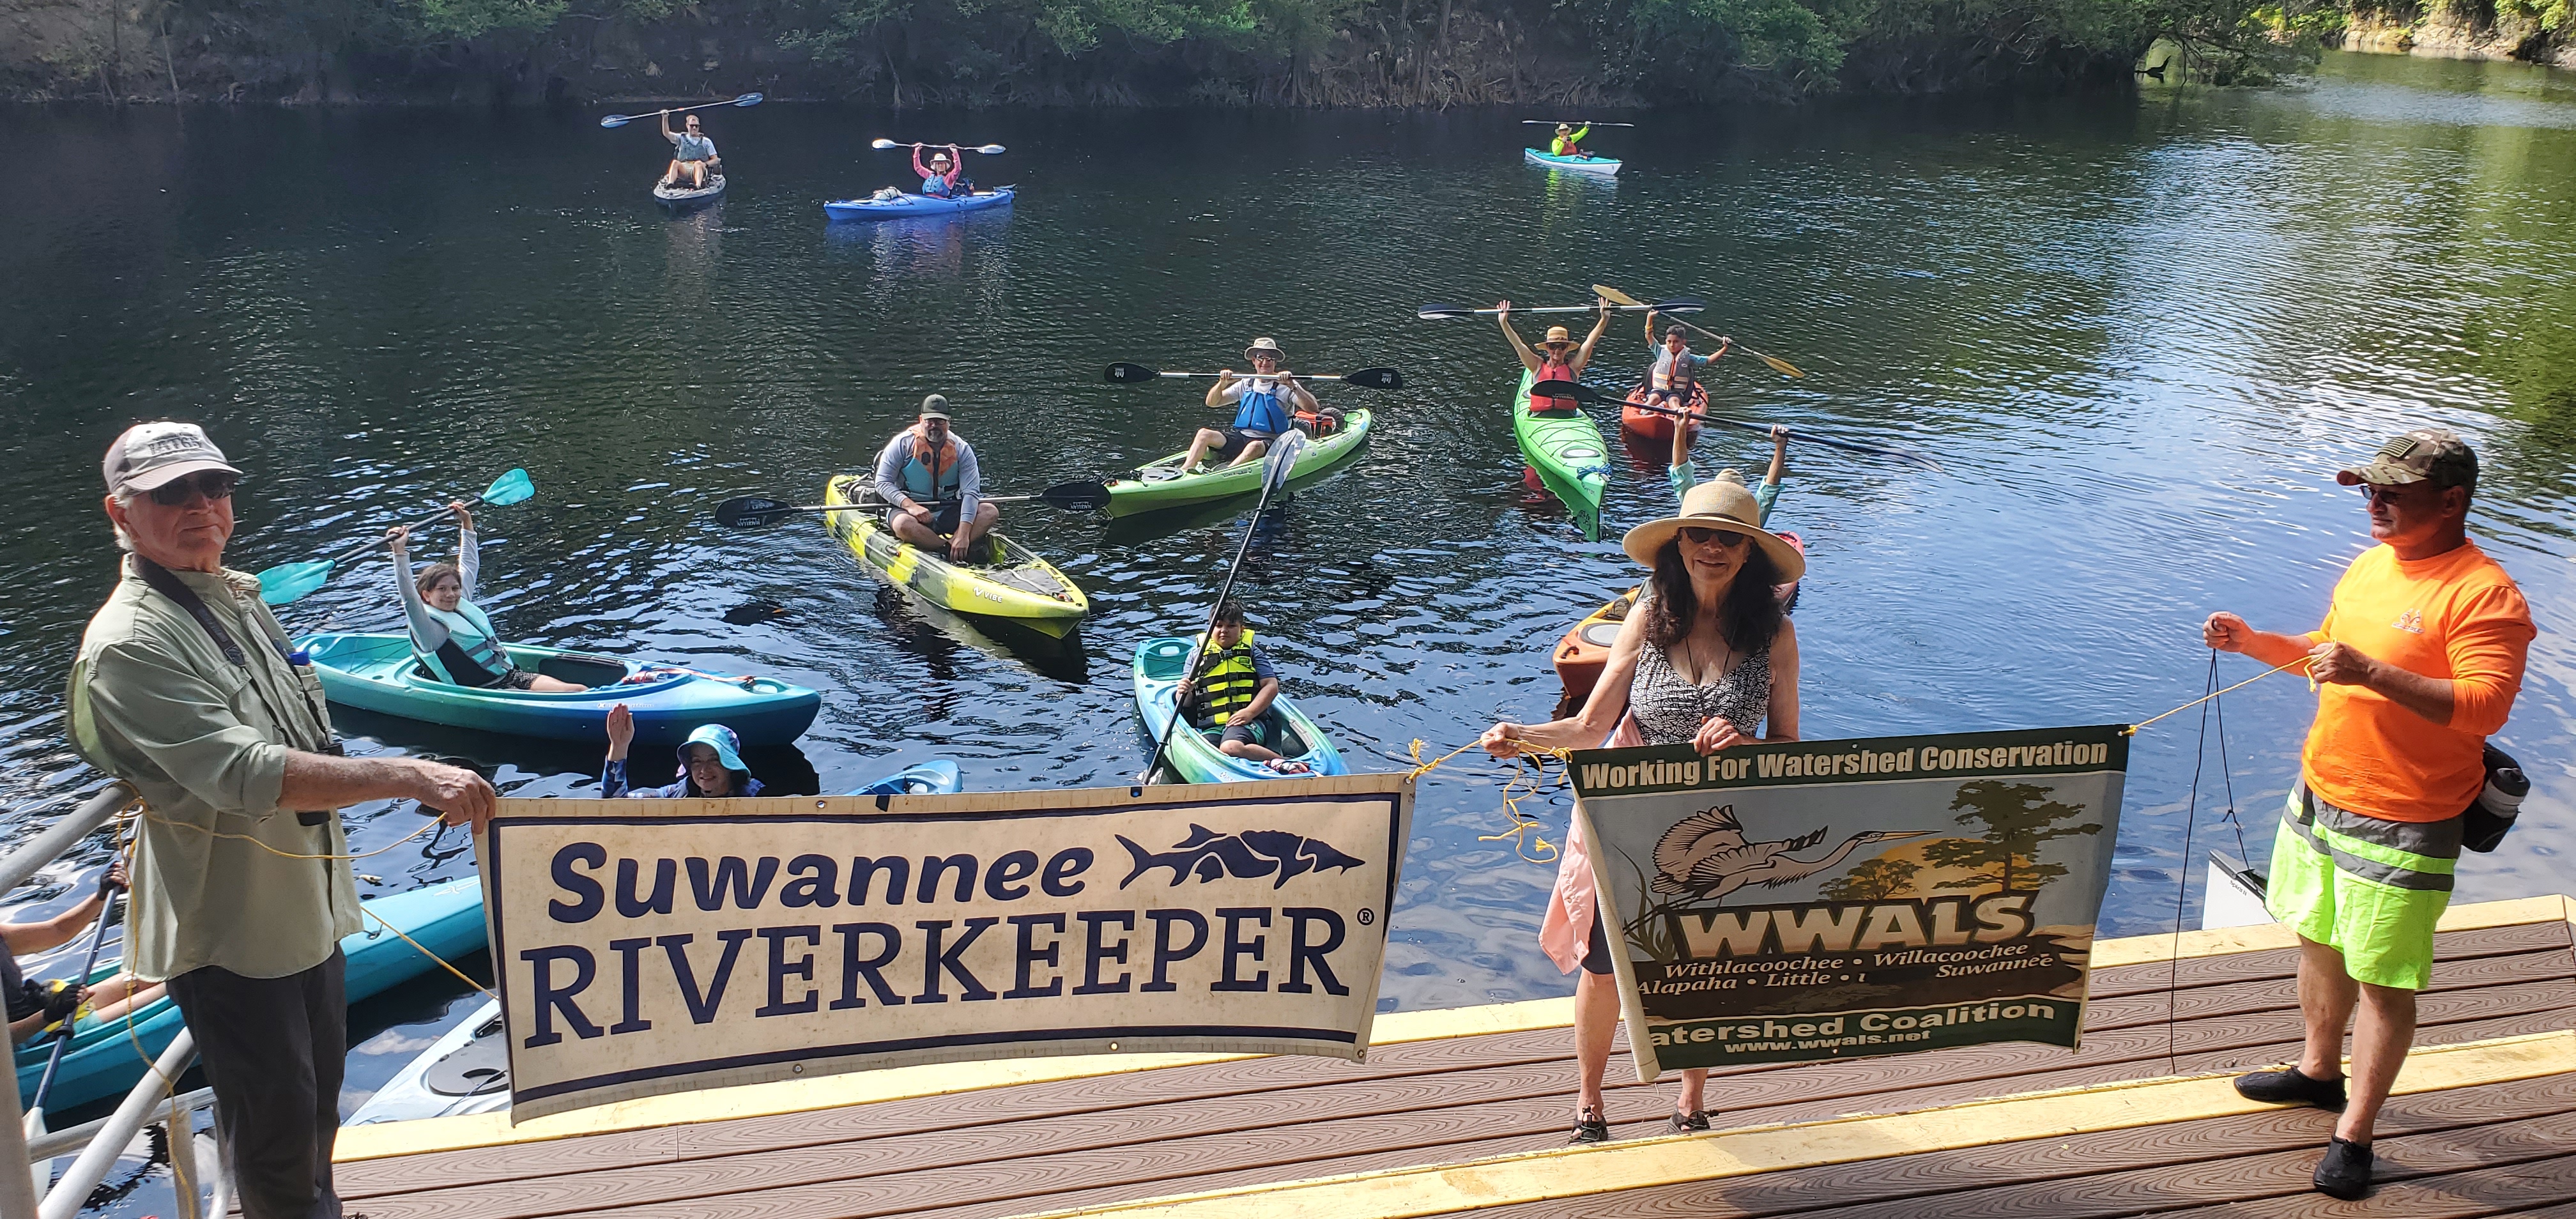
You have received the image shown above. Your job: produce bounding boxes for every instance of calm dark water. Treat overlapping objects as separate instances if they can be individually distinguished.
[4,48,2574,1207]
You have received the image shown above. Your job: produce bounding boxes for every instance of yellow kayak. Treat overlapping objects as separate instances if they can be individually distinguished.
[822,475,1089,637]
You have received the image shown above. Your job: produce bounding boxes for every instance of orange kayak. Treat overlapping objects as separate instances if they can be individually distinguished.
[1621,383,1706,444]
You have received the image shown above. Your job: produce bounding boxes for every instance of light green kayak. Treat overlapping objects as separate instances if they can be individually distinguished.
[1103,410,1374,517]
[1513,369,1609,540]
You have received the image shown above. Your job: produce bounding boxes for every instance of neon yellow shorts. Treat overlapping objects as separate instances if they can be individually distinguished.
[2266,781,2462,991]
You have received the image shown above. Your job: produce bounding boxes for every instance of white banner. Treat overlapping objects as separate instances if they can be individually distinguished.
[478,774,1413,1121]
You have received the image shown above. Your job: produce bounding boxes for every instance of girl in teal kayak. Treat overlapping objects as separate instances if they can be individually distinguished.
[387,504,585,693]
[600,707,765,797]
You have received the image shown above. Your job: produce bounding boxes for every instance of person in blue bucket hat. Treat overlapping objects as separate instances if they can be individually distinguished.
[599,703,764,798]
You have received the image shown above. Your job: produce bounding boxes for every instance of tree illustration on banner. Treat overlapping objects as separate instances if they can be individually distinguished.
[1820,855,1921,901]
[1925,780,2103,894]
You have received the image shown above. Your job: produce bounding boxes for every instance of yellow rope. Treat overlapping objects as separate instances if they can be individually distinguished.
[137,806,445,861]
[1409,739,1568,866]
[2125,656,2310,735]
[362,903,497,1002]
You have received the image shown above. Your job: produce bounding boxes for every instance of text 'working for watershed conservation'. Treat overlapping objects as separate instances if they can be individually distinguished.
[479,775,1413,1121]
[1571,726,2129,1079]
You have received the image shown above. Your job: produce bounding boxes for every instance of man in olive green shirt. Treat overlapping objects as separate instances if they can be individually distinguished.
[71,422,494,1219]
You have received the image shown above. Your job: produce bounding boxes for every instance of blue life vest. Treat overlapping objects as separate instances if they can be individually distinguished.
[1230,381,1294,436]
[922,173,954,198]
[901,434,962,503]
[416,600,511,687]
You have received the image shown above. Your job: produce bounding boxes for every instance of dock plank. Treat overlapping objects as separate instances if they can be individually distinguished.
[1465,1071,2576,1219]
[2150,1149,2576,1216]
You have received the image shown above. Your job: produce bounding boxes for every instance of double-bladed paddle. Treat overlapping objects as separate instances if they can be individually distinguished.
[599,94,763,128]
[256,469,537,606]
[1520,119,1638,128]
[1419,298,1703,321]
[715,480,1114,528]
[24,866,123,1133]
[1529,379,1943,472]
[1104,364,1404,390]
[1137,431,1310,785]
[871,139,1009,155]
[1595,284,1807,379]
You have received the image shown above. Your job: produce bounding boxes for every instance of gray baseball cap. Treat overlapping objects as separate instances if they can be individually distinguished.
[102,422,240,494]
[2336,428,2477,489]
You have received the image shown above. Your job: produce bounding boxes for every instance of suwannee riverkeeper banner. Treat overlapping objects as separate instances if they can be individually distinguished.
[1571,726,2128,1079]
[477,774,1412,1121]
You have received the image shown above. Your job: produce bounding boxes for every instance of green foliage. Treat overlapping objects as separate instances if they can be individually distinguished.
[409,0,570,40]
[1924,780,2102,894]
[1820,855,1920,901]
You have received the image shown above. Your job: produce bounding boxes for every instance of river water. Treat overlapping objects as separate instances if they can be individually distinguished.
[4,47,2573,1200]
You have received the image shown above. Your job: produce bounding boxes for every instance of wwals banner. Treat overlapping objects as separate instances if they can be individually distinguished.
[479,774,1411,1120]
[1572,726,2127,1078]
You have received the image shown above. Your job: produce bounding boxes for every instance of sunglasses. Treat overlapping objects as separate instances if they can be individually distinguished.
[1678,526,1751,548]
[147,471,240,507]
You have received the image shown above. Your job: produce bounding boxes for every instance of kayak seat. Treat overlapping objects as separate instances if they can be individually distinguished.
[537,654,631,686]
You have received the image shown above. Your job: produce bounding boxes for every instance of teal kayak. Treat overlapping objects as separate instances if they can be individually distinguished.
[1513,368,1610,541]
[1103,410,1373,517]
[296,633,820,747]
[1132,637,1349,784]
[17,877,487,1112]
[1524,148,1620,175]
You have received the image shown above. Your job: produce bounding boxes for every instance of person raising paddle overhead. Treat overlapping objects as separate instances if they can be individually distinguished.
[1551,122,1590,158]
[387,503,585,693]
[912,143,964,198]
[1179,337,1318,473]
[659,111,720,190]
[1501,297,1611,414]
[1644,308,1725,415]
[875,394,996,565]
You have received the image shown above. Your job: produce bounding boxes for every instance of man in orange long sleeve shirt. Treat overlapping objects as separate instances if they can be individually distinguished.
[2204,428,2534,1200]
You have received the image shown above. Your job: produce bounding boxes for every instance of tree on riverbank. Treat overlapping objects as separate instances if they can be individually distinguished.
[2,0,2353,105]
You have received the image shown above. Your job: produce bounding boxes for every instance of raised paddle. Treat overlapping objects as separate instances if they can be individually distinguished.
[1529,379,1943,472]
[871,139,1009,155]
[599,93,763,128]
[256,468,537,606]
[1521,119,1638,127]
[715,480,1114,528]
[1138,430,1310,785]
[1595,284,1807,379]
[24,866,123,1135]
[1418,298,1704,320]
[1104,364,1404,389]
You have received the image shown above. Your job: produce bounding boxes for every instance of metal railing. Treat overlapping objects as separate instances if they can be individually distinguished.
[0,782,229,1219]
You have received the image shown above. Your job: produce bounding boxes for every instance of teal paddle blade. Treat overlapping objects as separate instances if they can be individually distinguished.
[482,468,535,505]
[258,560,335,606]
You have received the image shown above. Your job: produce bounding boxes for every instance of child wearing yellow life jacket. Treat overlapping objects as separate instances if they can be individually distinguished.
[1174,599,1312,776]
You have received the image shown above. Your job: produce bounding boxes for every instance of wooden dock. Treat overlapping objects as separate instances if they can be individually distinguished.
[332,894,2576,1218]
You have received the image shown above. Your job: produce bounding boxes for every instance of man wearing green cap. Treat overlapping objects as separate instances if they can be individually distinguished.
[2202,427,2534,1200]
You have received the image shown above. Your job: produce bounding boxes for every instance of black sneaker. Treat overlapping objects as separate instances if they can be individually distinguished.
[2314,1137,2373,1199]
[1568,1107,1609,1144]
[1667,1109,1712,1134]
[2234,1066,2347,1110]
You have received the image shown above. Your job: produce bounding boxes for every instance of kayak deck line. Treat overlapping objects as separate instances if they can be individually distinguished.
[332,890,2575,1190]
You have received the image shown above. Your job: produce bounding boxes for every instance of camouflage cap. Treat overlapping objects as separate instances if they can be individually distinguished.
[2336,428,2476,489]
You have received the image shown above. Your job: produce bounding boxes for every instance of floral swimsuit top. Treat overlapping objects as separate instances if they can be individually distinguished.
[1627,601,1772,746]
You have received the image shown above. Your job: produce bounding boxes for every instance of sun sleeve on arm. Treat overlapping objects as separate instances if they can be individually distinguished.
[393,557,451,656]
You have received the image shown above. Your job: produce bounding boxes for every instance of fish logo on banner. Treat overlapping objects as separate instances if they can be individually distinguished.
[1117,825,1367,889]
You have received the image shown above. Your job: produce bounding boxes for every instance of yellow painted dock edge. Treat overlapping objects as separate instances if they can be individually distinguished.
[1016,1029,2576,1219]
[334,893,2574,1162]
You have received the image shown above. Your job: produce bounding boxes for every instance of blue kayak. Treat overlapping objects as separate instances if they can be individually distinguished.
[822,187,1015,220]
[296,633,821,747]
[848,759,963,796]
[18,877,487,1112]
[1523,148,1620,176]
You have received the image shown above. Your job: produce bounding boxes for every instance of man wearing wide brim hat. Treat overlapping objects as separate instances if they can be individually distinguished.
[2204,427,2534,1199]
[1623,473,1806,582]
[1179,337,1320,473]
[1550,121,1590,158]
[1497,298,1611,414]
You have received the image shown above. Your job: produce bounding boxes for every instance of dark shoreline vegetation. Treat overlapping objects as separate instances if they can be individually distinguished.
[13,0,2554,107]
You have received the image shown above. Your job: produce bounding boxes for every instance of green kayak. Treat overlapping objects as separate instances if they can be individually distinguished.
[1513,369,1609,540]
[1103,410,1374,517]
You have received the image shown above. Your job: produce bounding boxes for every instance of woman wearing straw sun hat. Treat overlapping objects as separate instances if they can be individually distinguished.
[1498,296,1612,414]
[1479,471,1804,1144]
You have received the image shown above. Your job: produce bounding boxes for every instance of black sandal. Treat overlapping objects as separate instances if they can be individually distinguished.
[1668,1108,1712,1134]
[1569,1106,1609,1144]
